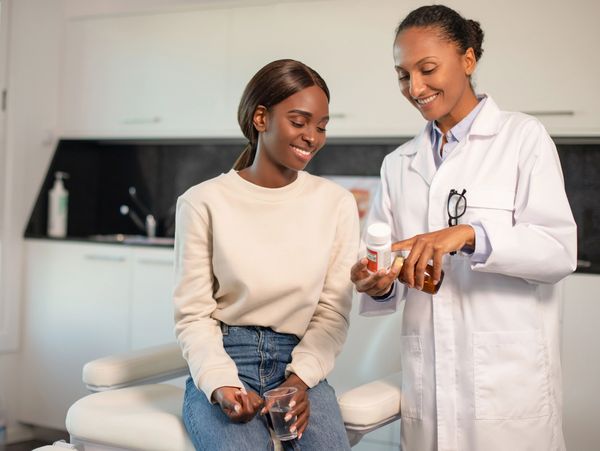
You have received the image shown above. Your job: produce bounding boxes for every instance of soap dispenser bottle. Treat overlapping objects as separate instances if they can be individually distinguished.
[47,171,69,238]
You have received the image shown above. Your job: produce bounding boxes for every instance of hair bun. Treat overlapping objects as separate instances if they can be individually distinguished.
[396,5,485,62]
[466,19,484,60]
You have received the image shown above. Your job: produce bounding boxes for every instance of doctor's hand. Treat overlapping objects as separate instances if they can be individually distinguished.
[212,386,264,423]
[392,224,475,290]
[350,257,403,297]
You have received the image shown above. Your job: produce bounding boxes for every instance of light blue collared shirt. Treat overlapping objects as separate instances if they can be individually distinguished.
[430,95,487,169]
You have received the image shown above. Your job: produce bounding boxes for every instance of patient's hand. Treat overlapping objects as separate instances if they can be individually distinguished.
[212,386,263,423]
[262,373,310,439]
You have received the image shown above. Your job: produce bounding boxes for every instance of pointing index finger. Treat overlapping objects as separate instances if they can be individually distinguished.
[391,238,414,252]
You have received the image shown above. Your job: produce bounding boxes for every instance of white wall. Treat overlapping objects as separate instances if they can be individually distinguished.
[0,0,63,438]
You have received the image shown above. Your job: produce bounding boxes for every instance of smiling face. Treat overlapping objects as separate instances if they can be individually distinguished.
[393,26,478,133]
[254,84,329,177]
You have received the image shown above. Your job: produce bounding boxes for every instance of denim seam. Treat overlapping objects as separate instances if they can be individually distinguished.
[257,329,268,392]
[263,334,279,381]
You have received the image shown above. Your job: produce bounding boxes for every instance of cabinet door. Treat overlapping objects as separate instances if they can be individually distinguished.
[130,247,176,349]
[60,9,232,138]
[228,0,600,137]
[59,0,600,138]
[561,274,600,451]
[227,2,424,138]
[19,241,131,429]
[456,0,600,136]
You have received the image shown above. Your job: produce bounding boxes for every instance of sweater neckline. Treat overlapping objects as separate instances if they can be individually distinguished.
[224,169,307,201]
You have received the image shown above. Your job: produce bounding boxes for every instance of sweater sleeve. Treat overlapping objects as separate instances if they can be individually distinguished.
[173,196,243,401]
[285,193,360,387]
[471,119,577,283]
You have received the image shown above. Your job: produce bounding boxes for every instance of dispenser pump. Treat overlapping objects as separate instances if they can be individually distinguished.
[48,171,69,238]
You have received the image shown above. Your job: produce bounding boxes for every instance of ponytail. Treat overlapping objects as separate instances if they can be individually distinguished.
[232,142,256,170]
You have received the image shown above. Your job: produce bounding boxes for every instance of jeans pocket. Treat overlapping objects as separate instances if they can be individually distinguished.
[473,330,550,420]
[400,335,423,420]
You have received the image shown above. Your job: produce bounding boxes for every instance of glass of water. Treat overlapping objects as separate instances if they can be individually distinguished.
[264,386,298,441]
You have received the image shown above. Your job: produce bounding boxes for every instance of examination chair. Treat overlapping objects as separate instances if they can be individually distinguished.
[38,342,401,450]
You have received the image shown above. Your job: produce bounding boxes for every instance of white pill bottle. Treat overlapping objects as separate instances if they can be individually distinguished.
[365,222,392,273]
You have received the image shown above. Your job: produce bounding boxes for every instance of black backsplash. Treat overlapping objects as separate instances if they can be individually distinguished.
[25,138,404,239]
[25,137,600,273]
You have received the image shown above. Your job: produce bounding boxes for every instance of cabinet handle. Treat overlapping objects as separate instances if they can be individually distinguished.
[577,259,592,269]
[329,112,347,119]
[522,110,575,117]
[84,254,127,262]
[121,116,162,125]
[138,258,173,266]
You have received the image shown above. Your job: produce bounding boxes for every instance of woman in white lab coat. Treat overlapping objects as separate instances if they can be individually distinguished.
[351,5,577,451]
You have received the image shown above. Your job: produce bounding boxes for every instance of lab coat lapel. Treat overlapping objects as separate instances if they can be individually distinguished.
[409,127,436,186]
[406,96,502,186]
[468,96,503,138]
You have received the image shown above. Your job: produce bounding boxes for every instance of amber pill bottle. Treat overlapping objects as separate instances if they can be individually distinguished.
[393,256,444,295]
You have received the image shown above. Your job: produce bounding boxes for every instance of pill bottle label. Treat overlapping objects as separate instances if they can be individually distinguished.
[366,247,391,272]
[366,247,378,272]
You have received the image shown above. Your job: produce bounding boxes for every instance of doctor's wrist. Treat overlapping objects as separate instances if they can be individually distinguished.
[459,224,476,250]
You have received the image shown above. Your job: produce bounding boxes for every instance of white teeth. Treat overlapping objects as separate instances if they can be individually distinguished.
[291,145,311,156]
[416,93,438,105]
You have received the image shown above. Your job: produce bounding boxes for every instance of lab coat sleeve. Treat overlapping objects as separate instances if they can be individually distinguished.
[472,119,577,284]
[468,221,492,263]
[173,197,243,401]
[359,156,407,316]
[286,193,360,387]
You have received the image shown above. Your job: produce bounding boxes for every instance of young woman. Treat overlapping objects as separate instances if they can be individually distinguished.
[174,59,357,450]
[351,5,576,451]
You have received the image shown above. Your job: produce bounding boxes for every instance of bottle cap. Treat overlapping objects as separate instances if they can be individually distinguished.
[392,255,404,272]
[367,222,391,246]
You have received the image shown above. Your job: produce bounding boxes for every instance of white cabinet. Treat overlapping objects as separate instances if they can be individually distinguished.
[59,0,600,138]
[60,9,235,138]
[19,240,175,429]
[561,273,600,451]
[130,247,175,348]
[226,2,422,137]
[19,240,131,429]
[469,0,600,136]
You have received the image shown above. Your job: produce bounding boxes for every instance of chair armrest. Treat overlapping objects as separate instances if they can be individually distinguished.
[82,343,188,392]
[338,371,402,432]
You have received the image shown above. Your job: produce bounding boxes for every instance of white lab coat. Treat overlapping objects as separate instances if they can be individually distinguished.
[359,97,577,451]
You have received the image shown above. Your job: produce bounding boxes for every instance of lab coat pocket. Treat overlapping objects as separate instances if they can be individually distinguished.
[473,330,550,420]
[400,335,423,420]
[462,189,514,225]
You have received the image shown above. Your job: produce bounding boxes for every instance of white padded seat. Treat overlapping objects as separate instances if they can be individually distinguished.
[338,372,402,431]
[60,342,401,450]
[66,384,194,451]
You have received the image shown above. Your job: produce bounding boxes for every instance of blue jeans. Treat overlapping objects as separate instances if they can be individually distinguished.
[183,324,351,451]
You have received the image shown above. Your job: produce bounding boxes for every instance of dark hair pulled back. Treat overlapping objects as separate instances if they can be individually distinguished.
[233,59,330,170]
[396,4,484,61]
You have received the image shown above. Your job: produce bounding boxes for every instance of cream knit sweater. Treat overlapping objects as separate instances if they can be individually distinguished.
[173,169,359,400]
